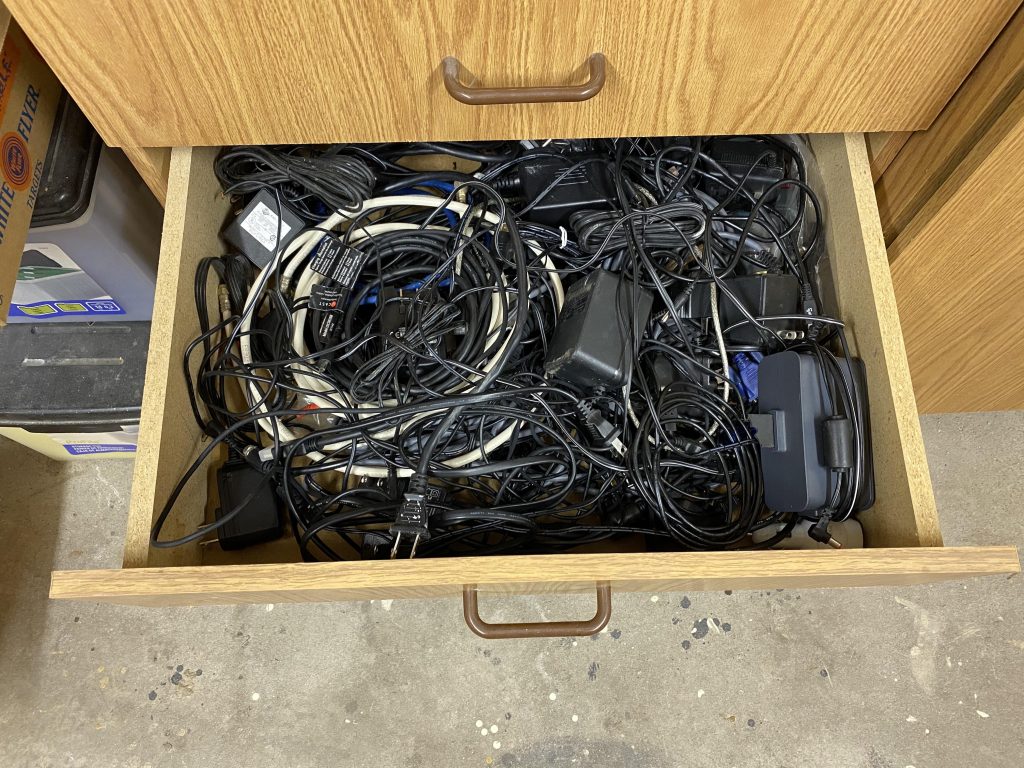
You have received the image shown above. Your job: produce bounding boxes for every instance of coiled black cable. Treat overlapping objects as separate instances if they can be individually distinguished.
[214,146,376,217]
[628,381,762,549]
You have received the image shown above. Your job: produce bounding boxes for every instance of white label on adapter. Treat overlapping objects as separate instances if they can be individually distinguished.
[241,201,292,252]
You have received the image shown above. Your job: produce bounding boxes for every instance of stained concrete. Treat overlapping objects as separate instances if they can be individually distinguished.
[0,411,1021,767]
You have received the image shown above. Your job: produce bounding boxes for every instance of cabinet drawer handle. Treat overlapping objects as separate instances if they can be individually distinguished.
[442,53,606,105]
[462,582,612,639]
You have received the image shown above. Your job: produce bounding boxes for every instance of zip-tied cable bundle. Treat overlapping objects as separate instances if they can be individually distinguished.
[154,138,864,559]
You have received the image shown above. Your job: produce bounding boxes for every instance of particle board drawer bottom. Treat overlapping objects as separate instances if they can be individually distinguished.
[49,133,1020,613]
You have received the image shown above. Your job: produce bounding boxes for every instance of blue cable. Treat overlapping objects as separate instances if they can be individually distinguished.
[357,278,453,306]
[731,351,763,401]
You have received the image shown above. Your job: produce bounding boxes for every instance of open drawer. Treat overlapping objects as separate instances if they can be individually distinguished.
[49,134,1019,630]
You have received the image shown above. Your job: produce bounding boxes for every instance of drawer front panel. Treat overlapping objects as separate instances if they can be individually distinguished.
[11,0,1018,147]
[50,549,1022,606]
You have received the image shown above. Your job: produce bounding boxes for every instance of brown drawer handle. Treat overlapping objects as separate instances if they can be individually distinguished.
[462,582,612,639]
[442,53,606,105]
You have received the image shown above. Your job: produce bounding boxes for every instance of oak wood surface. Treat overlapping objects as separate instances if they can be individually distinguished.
[121,146,170,206]
[7,0,1017,147]
[875,4,1024,245]
[889,90,1024,413]
[866,132,912,181]
[50,548,1020,605]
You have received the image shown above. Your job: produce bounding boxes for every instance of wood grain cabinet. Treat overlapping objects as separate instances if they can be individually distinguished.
[4,1,1019,624]
[872,5,1024,413]
[9,0,1016,145]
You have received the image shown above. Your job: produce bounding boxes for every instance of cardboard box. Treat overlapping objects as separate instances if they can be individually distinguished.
[0,10,59,325]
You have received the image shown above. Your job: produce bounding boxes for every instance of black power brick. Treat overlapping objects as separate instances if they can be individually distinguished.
[753,351,874,514]
[679,274,801,343]
[214,459,283,551]
[222,188,305,269]
[704,137,787,201]
[545,269,653,389]
[496,152,614,227]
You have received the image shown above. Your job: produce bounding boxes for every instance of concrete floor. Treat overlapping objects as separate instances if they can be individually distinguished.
[0,412,1021,768]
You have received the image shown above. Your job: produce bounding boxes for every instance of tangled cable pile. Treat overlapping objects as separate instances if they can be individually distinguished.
[154,137,861,559]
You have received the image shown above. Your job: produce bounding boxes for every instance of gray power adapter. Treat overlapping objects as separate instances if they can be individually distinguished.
[754,351,874,514]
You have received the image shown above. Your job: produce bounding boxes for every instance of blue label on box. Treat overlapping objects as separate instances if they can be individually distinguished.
[63,443,137,456]
[9,299,126,318]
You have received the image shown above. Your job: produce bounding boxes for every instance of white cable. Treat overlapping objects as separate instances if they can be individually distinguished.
[709,281,731,405]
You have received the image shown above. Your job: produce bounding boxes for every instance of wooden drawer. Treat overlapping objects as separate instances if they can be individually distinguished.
[48,134,1019,621]
[9,1,1019,147]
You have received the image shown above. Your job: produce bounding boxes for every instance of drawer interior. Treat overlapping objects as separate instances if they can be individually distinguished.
[122,133,941,571]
